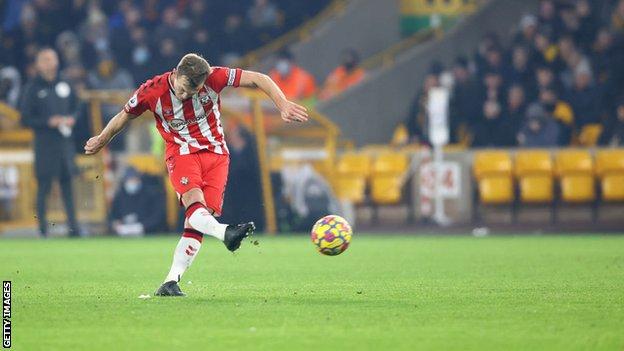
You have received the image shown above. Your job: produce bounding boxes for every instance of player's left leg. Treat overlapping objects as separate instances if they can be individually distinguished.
[156,152,254,296]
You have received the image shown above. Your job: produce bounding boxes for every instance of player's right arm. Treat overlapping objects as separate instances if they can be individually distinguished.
[84,110,136,155]
[84,82,150,155]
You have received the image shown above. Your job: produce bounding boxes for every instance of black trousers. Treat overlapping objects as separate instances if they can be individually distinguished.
[36,169,78,236]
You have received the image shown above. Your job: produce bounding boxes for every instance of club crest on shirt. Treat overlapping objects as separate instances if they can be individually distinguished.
[180,177,189,185]
[163,107,173,116]
[199,92,210,105]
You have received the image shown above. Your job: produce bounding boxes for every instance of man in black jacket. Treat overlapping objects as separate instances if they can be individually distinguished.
[19,48,80,237]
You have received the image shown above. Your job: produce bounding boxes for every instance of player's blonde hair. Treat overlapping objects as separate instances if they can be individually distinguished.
[176,53,211,87]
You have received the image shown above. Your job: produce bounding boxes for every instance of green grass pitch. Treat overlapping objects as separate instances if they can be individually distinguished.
[1,234,623,350]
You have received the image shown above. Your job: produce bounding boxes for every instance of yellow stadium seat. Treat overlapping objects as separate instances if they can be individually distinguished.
[371,175,403,204]
[334,177,367,204]
[596,149,624,202]
[577,124,603,147]
[473,151,513,204]
[369,153,409,205]
[478,176,514,204]
[555,150,595,203]
[337,153,372,177]
[373,153,409,174]
[334,153,372,203]
[515,151,553,203]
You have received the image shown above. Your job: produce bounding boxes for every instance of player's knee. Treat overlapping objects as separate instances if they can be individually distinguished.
[181,188,205,209]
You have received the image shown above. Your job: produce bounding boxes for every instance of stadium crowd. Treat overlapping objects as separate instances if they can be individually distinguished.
[0,0,329,107]
[405,0,624,147]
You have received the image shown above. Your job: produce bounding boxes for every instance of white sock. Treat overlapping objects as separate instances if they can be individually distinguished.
[164,231,202,283]
[187,203,228,241]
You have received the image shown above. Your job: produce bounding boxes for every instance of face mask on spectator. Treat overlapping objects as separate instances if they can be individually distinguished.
[133,47,150,65]
[94,38,108,52]
[124,178,142,195]
[276,60,291,75]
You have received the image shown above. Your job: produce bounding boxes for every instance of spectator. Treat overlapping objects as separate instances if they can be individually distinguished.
[0,65,21,107]
[475,32,501,77]
[220,14,251,61]
[221,123,265,231]
[406,65,442,144]
[612,0,624,32]
[599,98,624,146]
[532,29,559,69]
[539,87,574,145]
[505,45,534,93]
[535,65,561,97]
[269,50,316,100]
[319,49,366,101]
[517,103,560,147]
[505,84,526,144]
[559,47,591,91]
[566,64,601,127]
[110,167,167,235]
[472,99,515,147]
[128,26,154,83]
[537,0,562,38]
[575,0,598,50]
[56,31,87,92]
[483,46,504,74]
[154,38,181,74]
[480,69,505,105]
[449,57,480,142]
[78,4,110,70]
[110,4,142,70]
[247,0,280,29]
[154,6,190,46]
[188,28,221,63]
[14,3,42,76]
[514,14,538,47]
[592,27,624,109]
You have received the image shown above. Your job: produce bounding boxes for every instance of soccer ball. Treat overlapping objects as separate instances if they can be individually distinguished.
[310,215,353,256]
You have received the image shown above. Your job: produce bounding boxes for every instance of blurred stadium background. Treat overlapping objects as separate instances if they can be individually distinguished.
[0,0,623,237]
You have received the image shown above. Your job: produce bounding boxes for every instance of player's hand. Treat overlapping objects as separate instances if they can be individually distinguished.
[84,134,109,155]
[279,100,308,123]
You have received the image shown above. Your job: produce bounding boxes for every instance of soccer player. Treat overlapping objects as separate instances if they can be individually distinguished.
[84,54,308,296]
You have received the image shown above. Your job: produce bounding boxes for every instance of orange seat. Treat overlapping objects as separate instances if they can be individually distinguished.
[473,151,514,204]
[515,151,553,203]
[596,149,624,202]
[555,150,595,203]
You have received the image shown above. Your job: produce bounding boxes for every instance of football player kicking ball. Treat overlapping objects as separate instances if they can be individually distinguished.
[84,54,308,296]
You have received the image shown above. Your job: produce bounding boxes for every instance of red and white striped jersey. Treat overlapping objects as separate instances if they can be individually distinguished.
[124,66,242,158]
